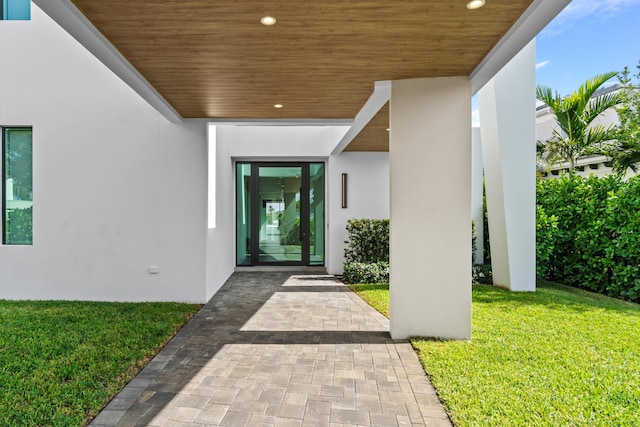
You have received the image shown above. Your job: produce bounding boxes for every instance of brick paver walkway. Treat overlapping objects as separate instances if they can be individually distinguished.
[91,272,452,426]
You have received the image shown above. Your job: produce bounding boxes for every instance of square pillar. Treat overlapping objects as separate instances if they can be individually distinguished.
[478,39,536,292]
[389,77,472,340]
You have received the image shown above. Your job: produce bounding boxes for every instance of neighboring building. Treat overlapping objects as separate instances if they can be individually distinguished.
[535,84,637,179]
[1,1,570,340]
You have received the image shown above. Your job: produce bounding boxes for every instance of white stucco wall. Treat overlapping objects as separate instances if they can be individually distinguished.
[220,125,348,159]
[0,7,390,303]
[205,126,235,300]
[0,6,207,302]
[326,152,390,275]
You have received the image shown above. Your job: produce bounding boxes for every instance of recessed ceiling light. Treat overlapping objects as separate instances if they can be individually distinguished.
[274,104,283,108]
[261,16,276,26]
[467,0,485,9]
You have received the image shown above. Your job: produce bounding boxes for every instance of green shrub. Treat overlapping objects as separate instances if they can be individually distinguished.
[344,261,389,284]
[483,182,491,264]
[343,219,389,284]
[344,218,389,263]
[472,220,478,264]
[536,205,559,278]
[537,174,640,302]
[6,207,32,244]
[472,263,493,284]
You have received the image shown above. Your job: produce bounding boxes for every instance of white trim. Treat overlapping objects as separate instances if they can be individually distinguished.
[209,119,353,126]
[331,81,391,155]
[32,0,183,123]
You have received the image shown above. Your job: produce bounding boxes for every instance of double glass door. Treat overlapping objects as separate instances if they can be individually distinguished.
[236,162,324,266]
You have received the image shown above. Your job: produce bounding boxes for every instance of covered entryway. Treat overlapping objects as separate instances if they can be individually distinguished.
[236,162,325,267]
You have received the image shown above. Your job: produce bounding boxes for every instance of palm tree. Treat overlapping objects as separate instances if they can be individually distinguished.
[536,72,621,171]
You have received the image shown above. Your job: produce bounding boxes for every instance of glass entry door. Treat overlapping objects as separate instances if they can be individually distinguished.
[236,162,324,266]
[258,165,302,263]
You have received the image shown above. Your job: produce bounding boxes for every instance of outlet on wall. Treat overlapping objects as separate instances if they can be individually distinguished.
[147,266,160,274]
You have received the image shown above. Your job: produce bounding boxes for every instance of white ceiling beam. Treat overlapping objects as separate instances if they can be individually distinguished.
[330,81,390,155]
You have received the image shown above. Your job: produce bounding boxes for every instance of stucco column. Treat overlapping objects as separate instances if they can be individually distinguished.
[389,77,472,340]
[478,39,536,291]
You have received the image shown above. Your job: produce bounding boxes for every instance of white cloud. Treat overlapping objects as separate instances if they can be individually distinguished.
[542,0,640,36]
[536,60,551,69]
[562,0,640,19]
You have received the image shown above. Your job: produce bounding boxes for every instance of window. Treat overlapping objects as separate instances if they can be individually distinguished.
[2,127,32,245]
[1,0,30,20]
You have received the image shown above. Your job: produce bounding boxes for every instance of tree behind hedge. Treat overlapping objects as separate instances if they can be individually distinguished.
[344,218,389,263]
[537,174,640,302]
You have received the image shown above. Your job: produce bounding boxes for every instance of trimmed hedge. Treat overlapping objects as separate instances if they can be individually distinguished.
[343,262,389,284]
[537,174,640,302]
[536,205,559,279]
[344,219,389,283]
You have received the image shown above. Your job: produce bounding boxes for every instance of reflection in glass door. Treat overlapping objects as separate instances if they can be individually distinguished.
[236,162,324,266]
[309,163,324,265]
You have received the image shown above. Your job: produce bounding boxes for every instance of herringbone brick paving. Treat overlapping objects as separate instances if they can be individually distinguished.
[91,272,451,426]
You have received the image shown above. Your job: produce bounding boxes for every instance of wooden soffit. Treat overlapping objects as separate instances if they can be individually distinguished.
[345,102,389,152]
[69,0,534,119]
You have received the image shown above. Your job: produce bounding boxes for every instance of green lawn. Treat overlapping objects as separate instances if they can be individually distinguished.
[347,283,390,317]
[0,300,200,426]
[350,282,640,426]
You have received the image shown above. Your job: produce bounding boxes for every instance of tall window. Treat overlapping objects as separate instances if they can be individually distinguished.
[2,127,32,245]
[1,0,30,20]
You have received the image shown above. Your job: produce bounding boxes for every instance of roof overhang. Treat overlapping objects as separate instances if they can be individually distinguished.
[33,0,570,149]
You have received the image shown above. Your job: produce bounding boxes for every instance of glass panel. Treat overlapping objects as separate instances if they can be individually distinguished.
[309,163,325,265]
[258,166,302,263]
[3,128,33,245]
[236,163,251,265]
[2,0,30,20]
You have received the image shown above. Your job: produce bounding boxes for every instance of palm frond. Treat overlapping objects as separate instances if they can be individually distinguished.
[578,71,619,105]
[535,85,559,108]
[584,124,616,147]
[585,92,622,124]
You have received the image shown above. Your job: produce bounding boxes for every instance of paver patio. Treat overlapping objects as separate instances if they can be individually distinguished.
[91,272,451,426]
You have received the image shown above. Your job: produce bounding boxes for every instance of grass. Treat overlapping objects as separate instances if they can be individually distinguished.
[348,284,390,317]
[350,281,640,426]
[0,300,200,426]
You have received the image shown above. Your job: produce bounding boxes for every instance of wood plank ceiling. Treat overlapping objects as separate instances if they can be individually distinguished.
[70,0,533,122]
[345,103,390,152]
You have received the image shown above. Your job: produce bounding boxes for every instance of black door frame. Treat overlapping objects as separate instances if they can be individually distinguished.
[250,162,311,266]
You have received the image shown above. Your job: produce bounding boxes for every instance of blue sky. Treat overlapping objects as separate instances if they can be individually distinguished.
[472,0,640,124]
[536,0,640,95]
